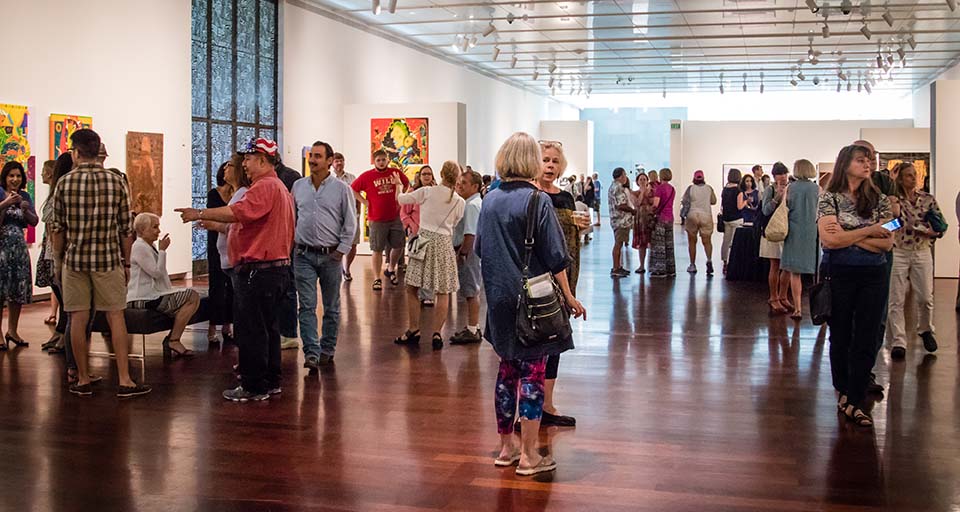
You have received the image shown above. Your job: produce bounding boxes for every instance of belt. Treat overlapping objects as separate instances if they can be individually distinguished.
[296,243,339,255]
[235,259,290,273]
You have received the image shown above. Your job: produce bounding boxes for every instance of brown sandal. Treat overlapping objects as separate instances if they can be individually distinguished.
[768,299,788,314]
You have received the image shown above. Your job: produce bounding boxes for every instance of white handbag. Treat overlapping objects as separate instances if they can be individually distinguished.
[764,186,790,242]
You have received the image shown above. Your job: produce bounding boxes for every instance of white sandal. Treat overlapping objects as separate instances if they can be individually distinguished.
[494,452,521,467]
[515,455,557,476]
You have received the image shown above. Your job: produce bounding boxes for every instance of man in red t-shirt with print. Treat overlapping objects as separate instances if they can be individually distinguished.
[351,149,410,291]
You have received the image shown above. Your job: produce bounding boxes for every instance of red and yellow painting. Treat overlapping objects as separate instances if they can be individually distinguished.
[50,114,93,159]
[370,118,428,169]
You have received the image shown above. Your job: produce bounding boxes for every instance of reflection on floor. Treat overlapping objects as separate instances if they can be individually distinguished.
[1,227,958,511]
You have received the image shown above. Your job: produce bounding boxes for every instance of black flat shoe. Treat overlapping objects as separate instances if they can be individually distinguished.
[431,333,443,350]
[891,346,906,360]
[920,331,938,353]
[394,330,420,345]
[541,411,576,427]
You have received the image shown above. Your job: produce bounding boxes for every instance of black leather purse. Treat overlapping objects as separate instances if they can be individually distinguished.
[516,191,572,348]
[809,197,837,325]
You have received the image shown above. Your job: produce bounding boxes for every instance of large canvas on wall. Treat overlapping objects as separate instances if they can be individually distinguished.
[370,118,429,169]
[0,103,36,243]
[126,132,163,215]
[50,114,92,159]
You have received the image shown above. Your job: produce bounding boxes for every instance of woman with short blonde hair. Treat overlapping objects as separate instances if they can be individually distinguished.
[496,132,542,181]
[779,159,821,319]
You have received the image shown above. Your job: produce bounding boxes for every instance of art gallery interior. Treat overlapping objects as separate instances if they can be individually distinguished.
[3,0,960,510]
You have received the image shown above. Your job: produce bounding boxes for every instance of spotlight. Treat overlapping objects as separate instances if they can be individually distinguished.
[549,77,555,88]
[805,0,820,13]
[882,9,894,27]
[858,80,863,92]
[860,23,872,40]
[823,23,831,38]
[510,56,518,68]
[887,54,895,66]
[907,34,917,50]
[760,72,765,93]
[838,69,847,81]
[720,84,725,94]
[865,81,873,93]
[549,63,558,74]
[877,53,884,68]
[468,37,477,48]
[798,70,806,81]
[813,76,821,85]
[840,0,852,14]
[790,79,799,86]
[861,0,872,16]
[837,81,842,92]
[372,0,381,15]
[506,12,515,24]
[460,37,470,52]
[897,46,905,60]
[742,72,747,92]
[482,24,496,37]
[533,70,539,80]
[493,47,501,60]
[847,81,852,91]
[387,0,397,14]
[949,0,957,12]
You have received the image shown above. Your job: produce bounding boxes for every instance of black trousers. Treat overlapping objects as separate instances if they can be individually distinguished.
[234,266,288,394]
[827,264,887,407]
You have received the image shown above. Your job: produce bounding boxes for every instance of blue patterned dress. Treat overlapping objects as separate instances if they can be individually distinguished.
[0,190,36,304]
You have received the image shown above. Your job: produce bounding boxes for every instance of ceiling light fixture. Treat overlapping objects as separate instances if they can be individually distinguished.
[387,0,397,14]
[813,76,821,85]
[865,81,873,93]
[907,34,917,50]
[848,81,853,91]
[549,77,555,88]
[549,63,558,74]
[760,72,765,94]
[822,23,831,38]
[510,56,518,68]
[861,0,872,16]
[838,69,847,81]
[798,69,806,81]
[882,9,894,27]
[860,21,872,40]
[897,45,906,61]
[492,47,501,60]
[719,72,724,94]
[948,0,957,12]
[742,72,747,92]
[468,36,477,48]
[791,78,799,87]
[837,81,842,92]
[372,0,381,15]
[805,0,820,13]
[532,70,539,80]
[482,24,496,37]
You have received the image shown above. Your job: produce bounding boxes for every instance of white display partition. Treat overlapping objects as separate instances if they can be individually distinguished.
[539,120,594,180]
[342,102,466,255]
[860,127,931,153]
[932,81,960,278]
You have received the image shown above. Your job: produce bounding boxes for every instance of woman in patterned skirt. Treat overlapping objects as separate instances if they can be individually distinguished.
[631,171,654,273]
[0,161,39,349]
[392,161,465,350]
[649,168,677,277]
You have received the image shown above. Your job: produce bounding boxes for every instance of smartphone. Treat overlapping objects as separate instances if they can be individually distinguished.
[881,218,903,232]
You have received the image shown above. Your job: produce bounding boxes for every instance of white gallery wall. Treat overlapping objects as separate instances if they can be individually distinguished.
[5,0,193,295]
[282,0,578,176]
[673,119,914,221]
[932,80,960,278]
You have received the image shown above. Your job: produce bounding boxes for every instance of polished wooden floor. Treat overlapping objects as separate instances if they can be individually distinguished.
[2,227,959,511]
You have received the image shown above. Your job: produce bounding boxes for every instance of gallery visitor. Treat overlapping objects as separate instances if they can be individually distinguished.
[331,152,360,281]
[719,168,743,274]
[448,169,484,345]
[205,158,240,345]
[680,170,717,275]
[778,159,819,320]
[608,167,634,278]
[631,172,654,273]
[649,168,676,278]
[0,161,39,350]
[760,163,793,314]
[351,149,410,291]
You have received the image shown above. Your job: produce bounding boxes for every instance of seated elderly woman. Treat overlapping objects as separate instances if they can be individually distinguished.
[127,212,200,358]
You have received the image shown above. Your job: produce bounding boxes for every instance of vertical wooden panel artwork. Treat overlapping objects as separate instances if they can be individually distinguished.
[126,132,164,215]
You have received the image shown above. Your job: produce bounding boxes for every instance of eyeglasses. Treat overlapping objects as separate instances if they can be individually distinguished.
[538,140,563,147]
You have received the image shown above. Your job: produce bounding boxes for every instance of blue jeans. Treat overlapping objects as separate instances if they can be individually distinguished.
[294,251,343,358]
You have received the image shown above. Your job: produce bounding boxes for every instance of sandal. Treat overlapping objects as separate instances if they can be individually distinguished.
[516,455,557,476]
[431,332,443,350]
[790,309,803,321]
[421,299,434,307]
[67,369,103,385]
[342,270,353,282]
[163,336,195,359]
[837,394,848,413]
[768,299,788,315]
[494,451,521,467]
[388,272,399,286]
[844,405,874,427]
[44,315,57,326]
[372,279,382,291]
[42,335,62,351]
[394,330,420,345]
[780,298,795,311]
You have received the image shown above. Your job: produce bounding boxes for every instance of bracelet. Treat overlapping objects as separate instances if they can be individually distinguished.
[199,209,204,220]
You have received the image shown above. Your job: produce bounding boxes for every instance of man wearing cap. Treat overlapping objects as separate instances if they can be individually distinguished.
[292,141,356,370]
[680,170,717,275]
[177,137,294,402]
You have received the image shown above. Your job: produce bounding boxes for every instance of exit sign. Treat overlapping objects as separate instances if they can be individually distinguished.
[670,122,681,130]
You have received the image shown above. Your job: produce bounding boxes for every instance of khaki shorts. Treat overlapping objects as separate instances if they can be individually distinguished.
[614,227,631,245]
[62,266,127,312]
[685,211,714,237]
[369,219,405,252]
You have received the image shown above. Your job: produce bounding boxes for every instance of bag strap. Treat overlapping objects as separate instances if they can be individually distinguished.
[522,190,541,278]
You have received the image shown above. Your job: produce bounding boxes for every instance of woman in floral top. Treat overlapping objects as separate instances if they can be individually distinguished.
[818,144,894,428]
[886,163,944,360]
[631,172,654,273]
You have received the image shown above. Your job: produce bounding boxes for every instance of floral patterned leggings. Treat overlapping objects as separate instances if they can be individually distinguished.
[495,357,547,434]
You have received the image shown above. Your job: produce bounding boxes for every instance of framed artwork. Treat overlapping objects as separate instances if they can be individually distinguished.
[49,114,92,159]
[0,103,36,243]
[370,118,428,169]
[879,152,930,192]
[721,163,771,185]
[126,132,164,215]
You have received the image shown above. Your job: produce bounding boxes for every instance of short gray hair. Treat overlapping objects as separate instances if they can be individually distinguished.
[495,132,541,181]
[133,212,160,235]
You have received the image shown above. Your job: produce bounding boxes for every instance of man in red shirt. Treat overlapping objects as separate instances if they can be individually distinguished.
[351,149,410,290]
[177,137,294,402]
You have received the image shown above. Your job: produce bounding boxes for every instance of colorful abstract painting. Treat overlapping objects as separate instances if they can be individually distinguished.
[370,118,428,169]
[0,104,35,243]
[879,152,931,192]
[50,114,93,159]
[126,132,164,215]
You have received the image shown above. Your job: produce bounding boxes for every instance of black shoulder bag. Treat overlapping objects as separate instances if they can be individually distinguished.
[808,195,837,325]
[516,191,573,348]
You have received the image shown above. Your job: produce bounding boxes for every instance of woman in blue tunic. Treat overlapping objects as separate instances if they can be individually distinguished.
[0,161,39,349]
[780,159,820,320]
[477,132,586,476]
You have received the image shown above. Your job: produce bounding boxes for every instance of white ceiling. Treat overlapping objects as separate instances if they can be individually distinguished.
[296,0,960,96]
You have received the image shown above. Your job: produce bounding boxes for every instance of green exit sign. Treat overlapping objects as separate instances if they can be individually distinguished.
[670,122,681,130]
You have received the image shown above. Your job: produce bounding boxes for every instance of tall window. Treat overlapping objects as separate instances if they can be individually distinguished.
[191,0,279,273]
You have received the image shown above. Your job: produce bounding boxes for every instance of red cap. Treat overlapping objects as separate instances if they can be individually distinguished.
[693,170,704,180]
[240,137,278,157]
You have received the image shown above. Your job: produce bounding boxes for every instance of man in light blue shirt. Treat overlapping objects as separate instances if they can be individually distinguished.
[292,141,357,369]
[449,170,484,344]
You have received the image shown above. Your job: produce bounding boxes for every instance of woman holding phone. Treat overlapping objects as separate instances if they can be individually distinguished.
[817,145,894,428]
[0,161,39,349]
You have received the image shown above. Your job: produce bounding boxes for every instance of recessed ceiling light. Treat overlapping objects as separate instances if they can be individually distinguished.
[469,15,474,19]
[409,11,415,15]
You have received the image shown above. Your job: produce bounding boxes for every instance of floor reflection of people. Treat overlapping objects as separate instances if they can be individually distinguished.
[825,424,884,508]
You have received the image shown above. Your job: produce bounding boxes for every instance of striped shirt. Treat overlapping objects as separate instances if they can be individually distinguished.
[50,163,133,272]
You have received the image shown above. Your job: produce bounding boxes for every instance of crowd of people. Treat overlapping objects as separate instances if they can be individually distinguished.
[3,127,948,474]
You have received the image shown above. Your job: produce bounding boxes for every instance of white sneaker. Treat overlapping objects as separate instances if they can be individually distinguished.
[280,336,299,350]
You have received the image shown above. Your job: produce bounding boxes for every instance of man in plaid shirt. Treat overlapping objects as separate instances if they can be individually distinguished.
[51,129,151,398]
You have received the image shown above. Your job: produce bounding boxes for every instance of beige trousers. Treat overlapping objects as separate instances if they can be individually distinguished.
[887,247,935,349]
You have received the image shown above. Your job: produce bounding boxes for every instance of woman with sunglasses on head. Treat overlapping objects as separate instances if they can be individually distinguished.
[401,166,437,307]
[818,144,895,428]
[885,162,945,359]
